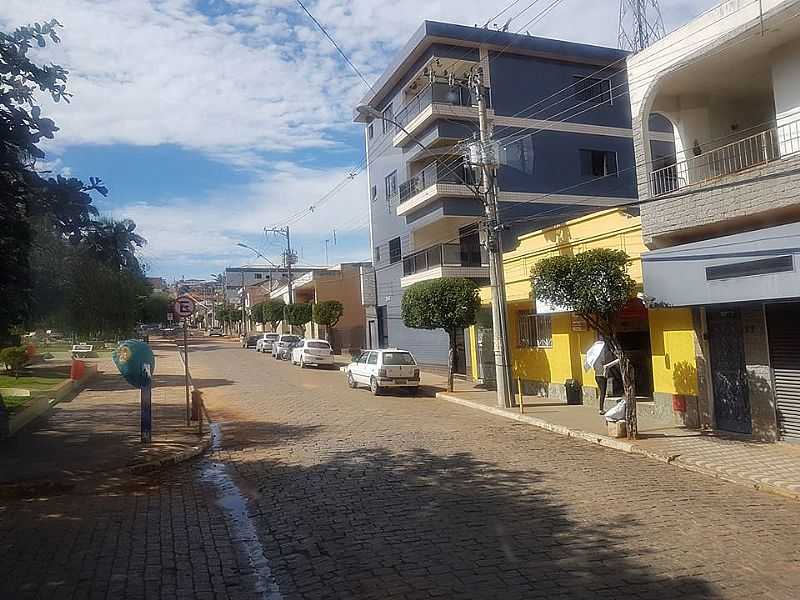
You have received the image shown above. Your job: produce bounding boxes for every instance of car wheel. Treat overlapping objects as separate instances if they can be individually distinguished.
[370,377,381,396]
[347,372,357,389]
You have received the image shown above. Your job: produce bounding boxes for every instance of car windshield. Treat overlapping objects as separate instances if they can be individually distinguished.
[265,333,279,340]
[281,336,300,343]
[247,336,259,342]
[308,342,330,349]
[382,352,416,365]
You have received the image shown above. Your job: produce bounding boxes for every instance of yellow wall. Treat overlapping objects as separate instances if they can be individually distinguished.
[648,308,699,396]
[473,209,699,396]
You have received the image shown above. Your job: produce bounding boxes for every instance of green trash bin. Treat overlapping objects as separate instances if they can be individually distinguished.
[565,379,582,405]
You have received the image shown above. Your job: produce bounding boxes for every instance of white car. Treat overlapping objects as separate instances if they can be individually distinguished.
[256,332,280,353]
[291,339,335,368]
[345,349,420,395]
[272,334,301,359]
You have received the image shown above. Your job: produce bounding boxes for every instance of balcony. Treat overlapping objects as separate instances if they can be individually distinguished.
[396,161,477,217]
[400,242,489,288]
[392,83,491,147]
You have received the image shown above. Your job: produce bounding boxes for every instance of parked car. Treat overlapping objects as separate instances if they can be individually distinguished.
[345,349,420,395]
[272,334,301,359]
[242,334,260,349]
[256,332,280,353]
[291,339,334,368]
[207,327,224,337]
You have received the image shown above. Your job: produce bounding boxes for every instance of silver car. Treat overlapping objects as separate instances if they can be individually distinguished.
[272,334,300,360]
[256,332,280,353]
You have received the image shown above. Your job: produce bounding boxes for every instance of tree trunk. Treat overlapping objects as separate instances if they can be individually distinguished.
[447,329,456,393]
[608,340,638,439]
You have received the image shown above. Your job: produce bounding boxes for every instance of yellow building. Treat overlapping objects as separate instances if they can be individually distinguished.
[469,209,701,427]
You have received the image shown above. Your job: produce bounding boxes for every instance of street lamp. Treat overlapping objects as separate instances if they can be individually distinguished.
[236,242,280,268]
[356,105,429,154]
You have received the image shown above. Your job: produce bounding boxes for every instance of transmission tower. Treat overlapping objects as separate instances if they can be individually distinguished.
[618,0,666,53]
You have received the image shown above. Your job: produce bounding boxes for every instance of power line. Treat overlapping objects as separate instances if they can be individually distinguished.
[294,0,375,92]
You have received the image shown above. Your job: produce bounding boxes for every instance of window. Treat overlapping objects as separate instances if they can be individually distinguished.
[383,352,416,366]
[389,237,401,264]
[367,352,378,365]
[385,171,397,201]
[501,136,534,175]
[254,273,262,279]
[371,185,377,202]
[574,76,612,104]
[382,106,393,133]
[580,149,618,177]
[374,246,381,264]
[367,123,374,139]
[517,312,553,348]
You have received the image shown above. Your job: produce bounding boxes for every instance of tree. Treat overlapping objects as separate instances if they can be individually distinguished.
[262,299,286,330]
[401,278,481,392]
[1,346,29,379]
[284,303,312,334]
[82,217,145,274]
[532,248,639,438]
[141,292,172,324]
[312,300,343,340]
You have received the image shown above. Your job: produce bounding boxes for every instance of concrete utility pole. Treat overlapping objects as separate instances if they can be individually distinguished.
[468,68,514,409]
[265,226,294,303]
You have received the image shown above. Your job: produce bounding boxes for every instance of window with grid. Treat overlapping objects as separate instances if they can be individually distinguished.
[517,312,553,348]
[385,171,397,202]
[574,76,612,104]
[389,237,401,264]
[382,106,393,134]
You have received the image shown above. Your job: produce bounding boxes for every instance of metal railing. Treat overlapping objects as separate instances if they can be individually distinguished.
[402,242,488,277]
[398,161,476,204]
[649,118,800,197]
[394,82,481,130]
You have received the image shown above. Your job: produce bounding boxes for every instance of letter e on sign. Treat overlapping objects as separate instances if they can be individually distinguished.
[174,296,195,318]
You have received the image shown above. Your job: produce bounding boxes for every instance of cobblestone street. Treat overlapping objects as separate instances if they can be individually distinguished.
[2,339,799,599]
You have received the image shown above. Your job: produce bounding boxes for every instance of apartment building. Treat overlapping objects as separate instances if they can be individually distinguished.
[223,266,296,304]
[355,21,646,369]
[629,0,800,441]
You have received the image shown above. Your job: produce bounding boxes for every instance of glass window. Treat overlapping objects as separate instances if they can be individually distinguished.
[367,123,374,139]
[385,171,397,201]
[367,352,378,365]
[308,341,331,349]
[254,273,262,279]
[281,335,300,343]
[535,315,553,348]
[371,185,377,202]
[382,352,416,365]
[574,76,612,104]
[374,246,381,264]
[389,237,401,264]
[382,106,393,133]
[580,149,618,177]
[501,136,534,175]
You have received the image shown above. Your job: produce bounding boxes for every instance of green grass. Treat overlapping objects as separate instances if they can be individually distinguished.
[0,366,71,390]
[1,396,32,414]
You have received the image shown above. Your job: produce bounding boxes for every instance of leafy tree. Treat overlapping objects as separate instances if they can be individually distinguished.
[284,303,312,333]
[401,278,480,392]
[1,346,29,378]
[532,248,639,438]
[312,300,343,340]
[262,299,286,330]
[82,217,146,274]
[141,292,172,324]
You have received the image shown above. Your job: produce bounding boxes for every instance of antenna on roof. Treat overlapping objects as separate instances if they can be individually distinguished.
[618,0,666,52]
[500,17,512,32]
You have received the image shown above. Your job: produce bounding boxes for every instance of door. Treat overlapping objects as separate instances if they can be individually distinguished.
[365,351,379,383]
[766,304,800,442]
[454,329,467,375]
[707,309,752,434]
[367,320,377,349]
[353,352,371,383]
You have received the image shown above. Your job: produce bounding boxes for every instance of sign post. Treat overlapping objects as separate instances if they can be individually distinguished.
[112,341,156,445]
[174,296,196,427]
[141,363,152,443]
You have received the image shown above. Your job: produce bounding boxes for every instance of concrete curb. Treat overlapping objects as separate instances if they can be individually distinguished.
[436,391,800,502]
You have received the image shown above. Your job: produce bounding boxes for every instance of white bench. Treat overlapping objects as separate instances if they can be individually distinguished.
[71,344,94,359]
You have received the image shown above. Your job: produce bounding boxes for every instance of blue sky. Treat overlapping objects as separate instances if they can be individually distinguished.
[2,0,717,280]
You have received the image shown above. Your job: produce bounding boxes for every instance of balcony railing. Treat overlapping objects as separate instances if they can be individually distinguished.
[402,242,488,277]
[398,161,476,204]
[395,82,483,130]
[649,118,800,197]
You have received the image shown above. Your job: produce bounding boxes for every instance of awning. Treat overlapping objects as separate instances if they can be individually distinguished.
[642,221,800,307]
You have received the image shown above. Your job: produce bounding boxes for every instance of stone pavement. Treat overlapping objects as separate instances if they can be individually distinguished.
[435,379,800,501]
[189,341,800,600]
[0,340,210,489]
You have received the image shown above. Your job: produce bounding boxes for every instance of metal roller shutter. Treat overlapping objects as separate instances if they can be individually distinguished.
[766,304,800,442]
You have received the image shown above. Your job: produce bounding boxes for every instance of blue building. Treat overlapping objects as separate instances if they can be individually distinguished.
[354,21,657,370]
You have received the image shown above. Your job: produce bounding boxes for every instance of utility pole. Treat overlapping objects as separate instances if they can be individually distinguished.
[240,270,246,334]
[265,226,294,303]
[618,0,665,53]
[467,68,514,408]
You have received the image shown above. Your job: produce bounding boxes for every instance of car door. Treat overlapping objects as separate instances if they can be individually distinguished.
[353,352,371,383]
[365,351,379,383]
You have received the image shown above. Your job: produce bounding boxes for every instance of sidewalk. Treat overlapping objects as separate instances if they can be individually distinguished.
[0,341,209,493]
[430,375,800,501]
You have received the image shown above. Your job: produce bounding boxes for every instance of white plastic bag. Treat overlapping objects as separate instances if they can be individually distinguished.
[604,399,627,422]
